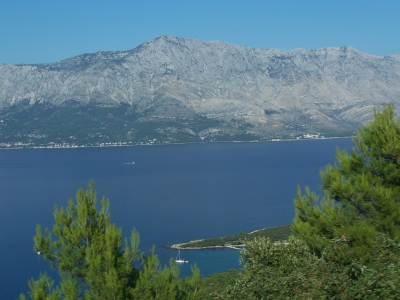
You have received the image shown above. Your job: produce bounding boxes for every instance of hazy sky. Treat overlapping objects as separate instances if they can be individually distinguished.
[1,0,399,64]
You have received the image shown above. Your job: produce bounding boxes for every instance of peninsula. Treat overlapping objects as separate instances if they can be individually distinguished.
[169,224,291,250]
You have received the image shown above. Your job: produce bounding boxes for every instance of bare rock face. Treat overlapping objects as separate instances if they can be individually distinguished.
[0,35,399,141]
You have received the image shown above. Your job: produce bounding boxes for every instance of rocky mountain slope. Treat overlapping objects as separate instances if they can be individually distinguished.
[0,35,399,147]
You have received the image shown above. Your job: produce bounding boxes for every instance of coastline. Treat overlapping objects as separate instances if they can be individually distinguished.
[0,136,353,150]
[167,243,246,250]
[166,224,292,250]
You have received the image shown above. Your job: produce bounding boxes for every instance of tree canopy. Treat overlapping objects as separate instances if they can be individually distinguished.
[293,104,400,262]
[217,234,400,299]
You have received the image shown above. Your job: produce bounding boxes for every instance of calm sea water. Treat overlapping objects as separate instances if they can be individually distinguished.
[0,139,352,298]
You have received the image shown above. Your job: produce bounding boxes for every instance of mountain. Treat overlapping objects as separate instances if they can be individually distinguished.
[0,35,399,147]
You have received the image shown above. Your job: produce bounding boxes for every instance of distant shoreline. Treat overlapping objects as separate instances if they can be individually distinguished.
[0,136,353,150]
[165,224,292,250]
[166,243,246,251]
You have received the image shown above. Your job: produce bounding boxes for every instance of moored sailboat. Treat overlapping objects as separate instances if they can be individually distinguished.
[175,250,188,263]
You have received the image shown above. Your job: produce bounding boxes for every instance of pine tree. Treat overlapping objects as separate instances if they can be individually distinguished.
[292,104,400,262]
[20,181,140,299]
[20,181,205,299]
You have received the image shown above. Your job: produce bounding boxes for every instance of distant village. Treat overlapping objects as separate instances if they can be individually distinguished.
[0,134,327,149]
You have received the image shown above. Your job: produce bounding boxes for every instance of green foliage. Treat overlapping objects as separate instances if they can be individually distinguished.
[293,104,400,263]
[21,181,139,299]
[321,234,400,298]
[19,273,61,300]
[20,181,204,300]
[199,270,241,296]
[217,237,327,299]
[130,247,204,299]
[217,235,400,299]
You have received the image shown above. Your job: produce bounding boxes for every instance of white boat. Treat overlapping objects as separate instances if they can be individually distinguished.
[175,250,188,263]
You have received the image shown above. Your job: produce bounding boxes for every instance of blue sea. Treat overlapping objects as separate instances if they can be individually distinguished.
[0,139,353,298]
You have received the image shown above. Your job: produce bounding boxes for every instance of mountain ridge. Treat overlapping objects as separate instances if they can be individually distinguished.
[0,35,399,147]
